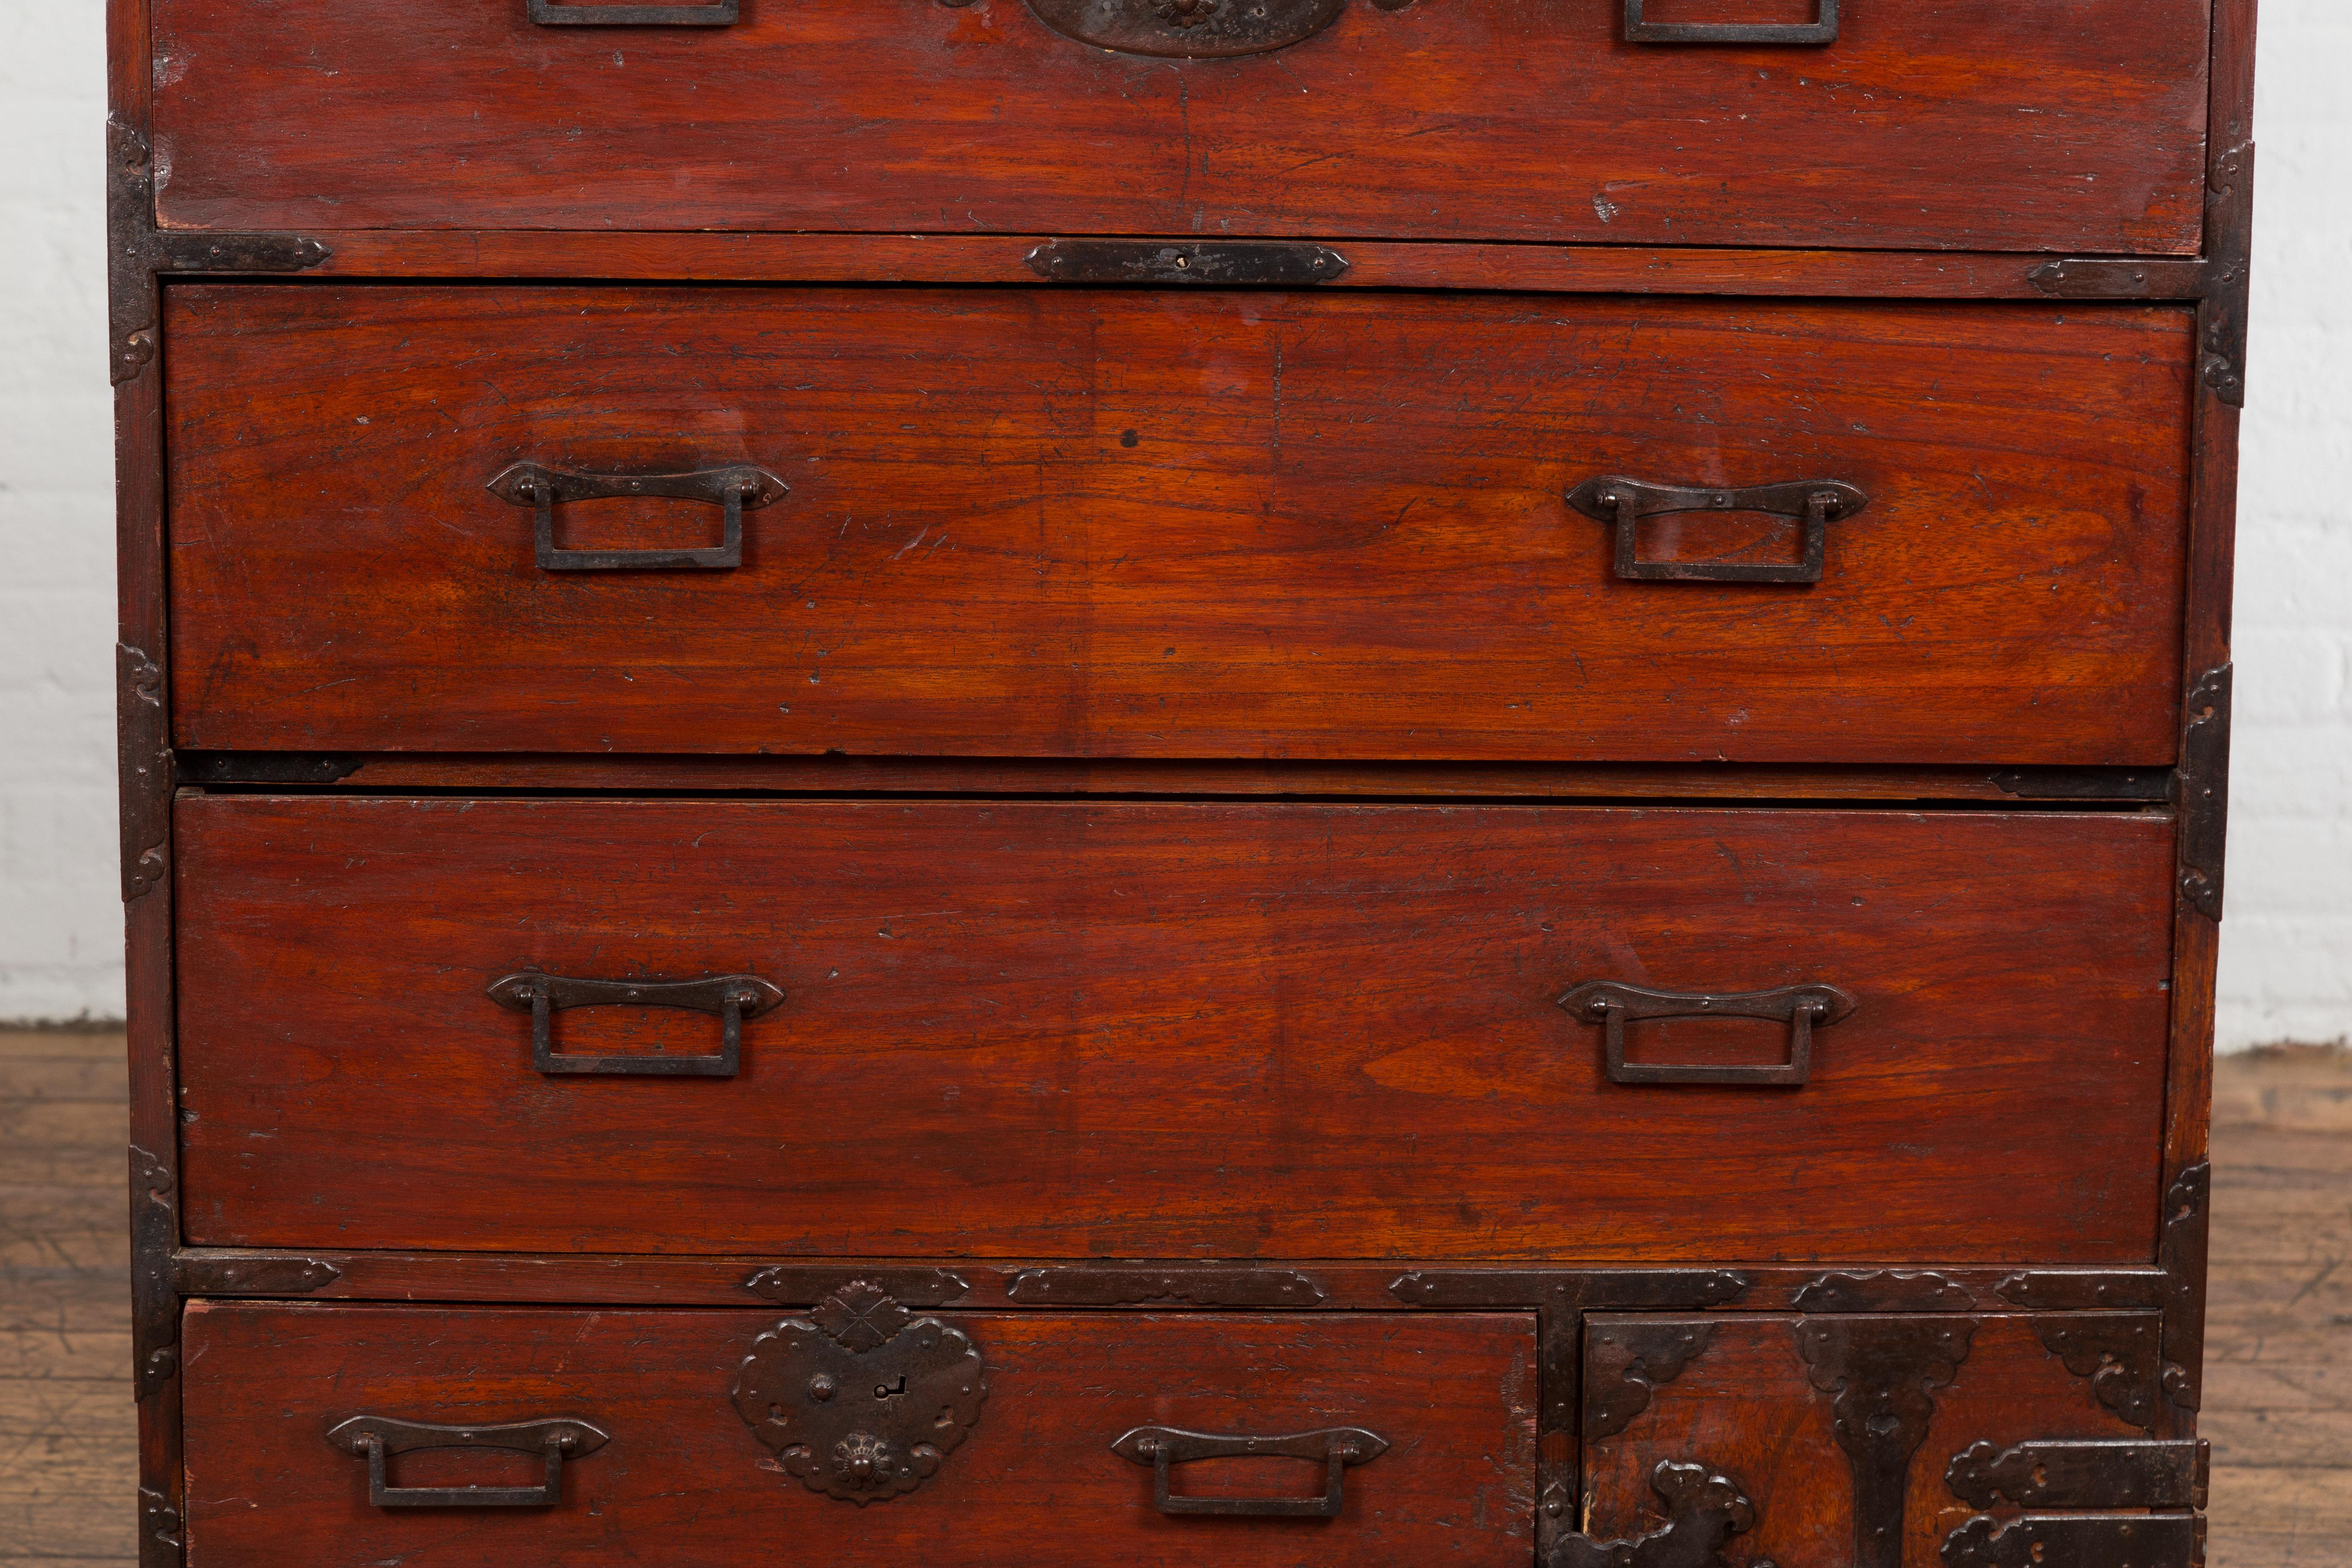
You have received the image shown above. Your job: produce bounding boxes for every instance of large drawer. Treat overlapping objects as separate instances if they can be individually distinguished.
[181,1303,1537,1566]
[175,796,2173,1261]
[165,286,2193,765]
[146,0,2211,253]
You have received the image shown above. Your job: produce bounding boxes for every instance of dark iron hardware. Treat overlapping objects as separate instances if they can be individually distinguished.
[326,1416,609,1508]
[174,1254,341,1296]
[742,1266,969,1307]
[2160,1161,2212,1411]
[1024,0,1345,58]
[1006,1265,1326,1308]
[2034,1314,2163,1431]
[181,752,363,786]
[1946,1439,2206,1511]
[1558,980,1856,1086]
[1548,1460,1764,1568]
[1794,1269,1970,1314]
[2029,258,2209,299]
[1110,1425,1387,1517]
[2177,664,2233,919]
[1995,1269,2168,1312]
[1586,1320,1716,1441]
[1941,1512,2201,1568]
[528,0,737,24]
[484,462,787,571]
[1025,239,1349,287]
[733,1281,988,1504]
[1799,1316,1976,1568]
[2200,143,2255,407]
[1565,475,1869,584]
[486,971,786,1077]
[1624,0,1837,45]
[1990,766,2172,801]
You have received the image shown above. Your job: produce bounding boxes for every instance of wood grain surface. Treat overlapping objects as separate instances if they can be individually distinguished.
[173,797,2174,1261]
[178,1303,1537,1567]
[1,1038,2343,1564]
[165,286,2194,764]
[146,0,2211,252]
[1581,1311,2162,1568]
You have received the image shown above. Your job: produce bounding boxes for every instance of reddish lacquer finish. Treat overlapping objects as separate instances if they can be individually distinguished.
[175,796,2174,1262]
[165,286,2193,765]
[147,0,2210,253]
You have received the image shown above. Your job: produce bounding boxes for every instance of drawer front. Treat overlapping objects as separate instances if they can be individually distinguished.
[181,1303,1536,1566]
[1580,1311,2198,1568]
[175,797,2172,1260]
[166,287,2192,765]
[147,0,2210,252]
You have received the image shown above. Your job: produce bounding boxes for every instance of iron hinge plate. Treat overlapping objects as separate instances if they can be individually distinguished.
[2176,664,2232,919]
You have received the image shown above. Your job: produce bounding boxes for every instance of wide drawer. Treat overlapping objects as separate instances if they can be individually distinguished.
[147,0,2211,253]
[181,1302,1537,1566]
[165,287,2193,765]
[1579,1308,2202,1568]
[175,797,2173,1260]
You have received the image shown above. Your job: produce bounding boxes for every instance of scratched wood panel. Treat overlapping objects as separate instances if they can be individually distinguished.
[178,1303,1536,1567]
[1580,1312,2162,1568]
[173,797,2173,1261]
[165,286,2193,765]
[146,0,2211,252]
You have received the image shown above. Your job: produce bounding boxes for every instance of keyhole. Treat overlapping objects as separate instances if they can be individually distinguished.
[875,1375,908,1400]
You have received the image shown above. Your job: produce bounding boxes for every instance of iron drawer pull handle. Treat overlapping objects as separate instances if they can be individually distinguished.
[1624,0,1838,44]
[1110,1425,1389,1517]
[487,971,786,1077]
[1558,981,1857,1087]
[527,0,738,26]
[1565,475,1870,584]
[484,462,788,571]
[326,1416,609,1508]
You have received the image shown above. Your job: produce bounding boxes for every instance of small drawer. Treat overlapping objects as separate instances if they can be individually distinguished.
[181,1302,1537,1567]
[175,796,2174,1262]
[147,0,2210,253]
[1575,1308,2202,1568]
[165,285,2194,766]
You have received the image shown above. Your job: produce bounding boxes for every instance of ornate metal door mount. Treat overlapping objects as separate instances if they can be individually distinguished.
[1111,1425,1387,1517]
[1559,981,1856,1086]
[1946,1438,2207,1512]
[732,1281,988,1504]
[326,1415,609,1508]
[1547,1460,1773,1568]
[1017,0,1349,59]
[1796,1314,1977,1568]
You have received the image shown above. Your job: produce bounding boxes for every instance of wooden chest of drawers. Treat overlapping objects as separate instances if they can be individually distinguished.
[110,3,2253,1564]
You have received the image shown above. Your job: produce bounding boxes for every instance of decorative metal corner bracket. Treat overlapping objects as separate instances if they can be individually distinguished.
[108,120,330,385]
[2160,1161,2212,1411]
[2033,1314,2163,1432]
[2199,142,2256,409]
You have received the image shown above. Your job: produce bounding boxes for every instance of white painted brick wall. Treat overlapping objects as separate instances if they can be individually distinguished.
[1,3,2345,1042]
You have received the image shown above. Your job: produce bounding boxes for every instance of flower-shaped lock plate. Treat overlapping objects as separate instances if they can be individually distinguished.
[732,1280,988,1504]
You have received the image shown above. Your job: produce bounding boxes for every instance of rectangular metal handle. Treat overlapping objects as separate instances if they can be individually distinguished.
[1565,476,1869,584]
[1625,0,1838,44]
[327,1416,608,1508]
[1111,1426,1387,1517]
[487,971,785,1077]
[1559,981,1856,1086]
[528,0,738,25]
[485,462,787,571]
